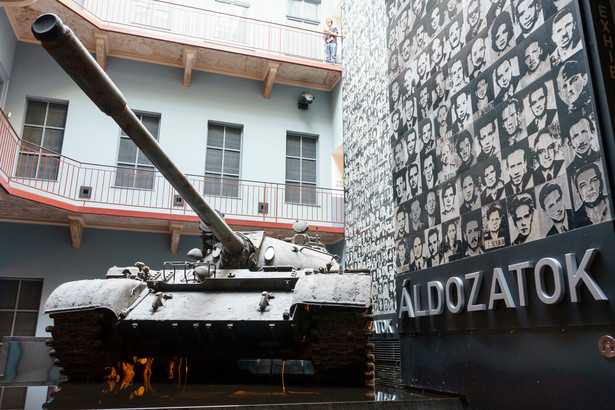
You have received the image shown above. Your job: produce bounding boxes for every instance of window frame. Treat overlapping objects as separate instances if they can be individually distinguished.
[286,0,321,25]
[114,110,161,190]
[285,131,319,205]
[0,278,43,349]
[204,121,243,199]
[16,98,68,181]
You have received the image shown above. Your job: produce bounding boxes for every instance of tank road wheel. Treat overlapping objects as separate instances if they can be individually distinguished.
[309,306,374,386]
[47,309,122,382]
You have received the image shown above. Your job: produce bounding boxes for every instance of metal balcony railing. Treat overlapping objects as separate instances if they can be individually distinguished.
[0,109,344,229]
[61,0,341,66]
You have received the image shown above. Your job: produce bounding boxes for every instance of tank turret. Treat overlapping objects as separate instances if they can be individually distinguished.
[34,14,372,388]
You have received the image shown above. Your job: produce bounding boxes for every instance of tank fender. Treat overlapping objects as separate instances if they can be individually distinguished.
[44,279,147,318]
[291,273,371,309]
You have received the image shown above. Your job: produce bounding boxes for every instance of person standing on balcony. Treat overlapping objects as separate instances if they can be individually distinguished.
[324,18,339,64]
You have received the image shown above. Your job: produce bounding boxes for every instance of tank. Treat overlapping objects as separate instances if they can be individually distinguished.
[31,14,373,385]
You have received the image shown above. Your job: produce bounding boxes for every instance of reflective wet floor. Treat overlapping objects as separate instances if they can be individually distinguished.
[43,381,462,409]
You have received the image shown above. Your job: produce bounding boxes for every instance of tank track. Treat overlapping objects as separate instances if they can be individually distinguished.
[47,309,121,382]
[309,306,375,386]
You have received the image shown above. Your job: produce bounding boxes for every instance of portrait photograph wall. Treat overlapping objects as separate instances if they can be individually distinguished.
[386,0,614,274]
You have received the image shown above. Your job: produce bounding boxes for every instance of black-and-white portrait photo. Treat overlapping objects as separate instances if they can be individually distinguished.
[537,175,574,236]
[472,68,495,117]
[394,168,410,205]
[424,188,441,227]
[456,129,477,173]
[407,161,422,198]
[437,135,460,182]
[441,217,463,262]
[518,30,551,90]
[446,14,465,58]
[475,109,501,162]
[489,9,515,60]
[482,199,510,251]
[503,139,534,197]
[459,168,482,215]
[440,179,460,222]
[451,87,473,134]
[409,194,427,234]
[549,3,583,67]
[499,96,528,148]
[448,52,470,95]
[462,209,484,256]
[494,56,520,106]
[404,127,419,166]
[421,150,439,190]
[570,161,612,228]
[511,0,544,44]
[563,111,600,173]
[480,155,506,203]
[531,127,566,185]
[419,117,436,154]
[417,80,434,121]
[425,225,443,267]
[555,58,592,115]
[464,0,487,43]
[523,79,558,137]
[508,190,540,245]
[468,33,489,80]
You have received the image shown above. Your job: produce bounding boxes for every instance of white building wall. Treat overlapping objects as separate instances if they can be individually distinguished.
[4,42,335,187]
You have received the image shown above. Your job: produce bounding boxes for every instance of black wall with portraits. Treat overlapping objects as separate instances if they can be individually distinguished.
[385,0,615,407]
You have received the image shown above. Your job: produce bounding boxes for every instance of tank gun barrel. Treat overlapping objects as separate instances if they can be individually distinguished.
[31,14,244,256]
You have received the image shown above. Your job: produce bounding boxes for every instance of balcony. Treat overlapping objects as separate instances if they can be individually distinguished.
[2,0,342,96]
[0,109,344,250]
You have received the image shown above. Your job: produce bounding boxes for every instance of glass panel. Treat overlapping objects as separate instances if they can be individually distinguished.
[0,280,18,309]
[1,387,27,409]
[37,155,60,180]
[0,312,13,340]
[303,0,319,20]
[220,175,238,198]
[24,100,47,125]
[208,124,224,148]
[302,183,317,205]
[285,184,300,203]
[46,103,68,128]
[42,129,64,153]
[286,158,300,180]
[223,150,240,174]
[115,167,135,187]
[287,0,301,17]
[17,281,42,310]
[22,126,43,146]
[225,126,241,150]
[141,115,160,138]
[204,174,221,196]
[137,149,153,166]
[206,148,223,173]
[13,312,37,336]
[16,153,39,178]
[302,159,316,183]
[118,138,138,163]
[302,138,316,159]
[286,135,300,156]
[135,166,155,189]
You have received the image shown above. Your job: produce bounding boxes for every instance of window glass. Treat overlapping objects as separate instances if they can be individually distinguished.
[285,133,318,204]
[205,123,242,198]
[115,112,160,189]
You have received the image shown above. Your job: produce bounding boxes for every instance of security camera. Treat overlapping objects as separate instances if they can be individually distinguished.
[298,92,314,110]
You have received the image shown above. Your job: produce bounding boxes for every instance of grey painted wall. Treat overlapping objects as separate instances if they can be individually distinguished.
[4,42,337,187]
[0,221,198,337]
[0,8,16,80]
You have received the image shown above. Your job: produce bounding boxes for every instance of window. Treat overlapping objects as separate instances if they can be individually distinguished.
[287,0,320,24]
[215,0,250,7]
[0,387,27,410]
[286,133,317,204]
[205,122,242,198]
[115,112,160,189]
[0,278,43,348]
[133,0,172,29]
[16,99,68,180]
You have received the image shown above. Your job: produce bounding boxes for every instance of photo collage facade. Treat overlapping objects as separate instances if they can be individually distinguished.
[388,0,613,273]
[342,1,398,315]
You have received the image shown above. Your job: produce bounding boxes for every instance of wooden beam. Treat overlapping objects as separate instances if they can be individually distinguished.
[169,222,185,255]
[94,32,108,70]
[183,47,197,87]
[263,62,280,99]
[68,215,85,249]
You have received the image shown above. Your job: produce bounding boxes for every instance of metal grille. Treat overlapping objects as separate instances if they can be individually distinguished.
[373,338,402,387]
